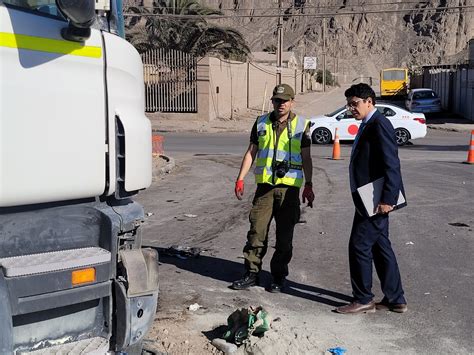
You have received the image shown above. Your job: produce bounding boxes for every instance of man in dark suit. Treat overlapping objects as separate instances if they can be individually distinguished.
[335,83,407,314]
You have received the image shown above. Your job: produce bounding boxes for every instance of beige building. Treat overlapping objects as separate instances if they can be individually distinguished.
[251,51,300,70]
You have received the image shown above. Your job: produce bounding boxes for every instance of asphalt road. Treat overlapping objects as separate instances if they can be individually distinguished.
[137,128,473,354]
[162,127,471,157]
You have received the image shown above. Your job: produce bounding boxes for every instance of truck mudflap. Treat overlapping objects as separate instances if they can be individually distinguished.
[114,248,159,350]
[0,270,13,353]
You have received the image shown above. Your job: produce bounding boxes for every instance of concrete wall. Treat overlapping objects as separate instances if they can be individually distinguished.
[247,62,302,112]
[453,68,474,120]
[152,56,313,121]
[208,58,303,120]
[422,66,474,121]
[208,58,248,121]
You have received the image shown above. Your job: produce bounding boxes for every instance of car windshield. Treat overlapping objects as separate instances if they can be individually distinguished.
[326,107,345,117]
[413,91,437,99]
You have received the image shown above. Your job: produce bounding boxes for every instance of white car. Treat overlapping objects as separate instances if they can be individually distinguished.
[309,102,427,146]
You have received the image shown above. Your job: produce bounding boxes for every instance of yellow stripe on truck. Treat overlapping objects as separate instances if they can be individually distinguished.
[0,32,102,58]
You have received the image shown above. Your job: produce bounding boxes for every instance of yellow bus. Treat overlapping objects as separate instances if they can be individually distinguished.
[380,68,409,97]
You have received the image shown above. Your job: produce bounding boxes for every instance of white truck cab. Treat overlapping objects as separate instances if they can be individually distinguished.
[0,0,158,352]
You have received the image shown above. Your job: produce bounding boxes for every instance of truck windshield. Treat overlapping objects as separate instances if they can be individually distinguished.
[382,70,406,81]
[5,0,124,38]
[3,0,64,17]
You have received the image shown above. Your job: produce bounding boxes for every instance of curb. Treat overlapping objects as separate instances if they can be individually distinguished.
[427,124,473,133]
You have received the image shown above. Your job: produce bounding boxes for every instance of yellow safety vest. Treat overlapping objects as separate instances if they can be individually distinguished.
[254,114,308,187]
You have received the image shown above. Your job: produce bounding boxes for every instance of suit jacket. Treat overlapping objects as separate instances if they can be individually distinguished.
[349,110,406,216]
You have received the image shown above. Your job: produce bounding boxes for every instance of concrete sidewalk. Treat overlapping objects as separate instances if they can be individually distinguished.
[426,118,474,133]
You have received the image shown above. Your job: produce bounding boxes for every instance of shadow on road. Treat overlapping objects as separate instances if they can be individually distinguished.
[148,247,351,307]
[425,112,474,125]
[202,325,228,342]
[400,144,467,151]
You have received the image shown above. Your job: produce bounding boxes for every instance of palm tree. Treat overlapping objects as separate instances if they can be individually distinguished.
[125,0,250,60]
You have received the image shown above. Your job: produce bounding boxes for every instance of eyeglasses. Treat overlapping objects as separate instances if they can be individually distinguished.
[346,98,365,109]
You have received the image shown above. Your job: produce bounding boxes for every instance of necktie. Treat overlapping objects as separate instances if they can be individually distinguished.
[351,121,366,155]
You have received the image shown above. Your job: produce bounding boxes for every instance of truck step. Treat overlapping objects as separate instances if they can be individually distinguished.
[0,247,111,277]
[17,336,109,354]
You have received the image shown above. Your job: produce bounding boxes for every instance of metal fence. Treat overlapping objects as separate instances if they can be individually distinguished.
[142,48,197,112]
[413,65,474,121]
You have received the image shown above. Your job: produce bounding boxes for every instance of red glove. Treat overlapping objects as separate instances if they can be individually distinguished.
[235,180,244,200]
[302,185,314,208]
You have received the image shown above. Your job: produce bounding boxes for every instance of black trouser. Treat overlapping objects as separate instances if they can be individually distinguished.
[349,211,406,304]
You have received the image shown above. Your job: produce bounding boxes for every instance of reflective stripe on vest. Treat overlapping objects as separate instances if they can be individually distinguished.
[253,114,308,187]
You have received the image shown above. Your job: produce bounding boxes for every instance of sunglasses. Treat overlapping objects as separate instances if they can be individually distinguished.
[346,98,367,109]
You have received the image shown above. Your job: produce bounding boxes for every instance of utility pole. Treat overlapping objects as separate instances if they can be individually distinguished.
[277,0,283,85]
[334,28,340,86]
[301,38,305,92]
[322,17,326,92]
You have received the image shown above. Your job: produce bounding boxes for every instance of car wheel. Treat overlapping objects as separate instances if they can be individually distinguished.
[395,128,410,146]
[312,127,332,144]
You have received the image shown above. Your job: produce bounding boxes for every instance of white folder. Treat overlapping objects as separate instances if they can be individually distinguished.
[357,177,406,217]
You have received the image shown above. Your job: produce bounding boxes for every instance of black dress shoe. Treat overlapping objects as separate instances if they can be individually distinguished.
[269,277,286,293]
[231,272,259,290]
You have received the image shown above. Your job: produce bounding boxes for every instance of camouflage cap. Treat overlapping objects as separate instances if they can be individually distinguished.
[271,84,295,101]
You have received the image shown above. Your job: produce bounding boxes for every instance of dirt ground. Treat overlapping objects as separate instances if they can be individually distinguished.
[141,92,350,355]
[137,153,405,355]
[138,89,472,355]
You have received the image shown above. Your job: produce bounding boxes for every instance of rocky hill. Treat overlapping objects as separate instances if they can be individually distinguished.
[201,0,473,81]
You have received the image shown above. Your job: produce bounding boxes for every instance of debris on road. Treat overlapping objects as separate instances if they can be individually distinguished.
[222,306,271,345]
[159,245,202,258]
[327,346,347,355]
[188,303,202,311]
[146,212,154,217]
[405,241,415,245]
[184,213,198,218]
[211,338,238,354]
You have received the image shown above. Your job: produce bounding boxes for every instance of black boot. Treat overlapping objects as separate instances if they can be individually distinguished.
[231,272,259,290]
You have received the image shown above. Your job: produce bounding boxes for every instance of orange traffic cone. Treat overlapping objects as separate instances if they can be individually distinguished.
[152,135,165,156]
[464,130,474,164]
[331,128,341,160]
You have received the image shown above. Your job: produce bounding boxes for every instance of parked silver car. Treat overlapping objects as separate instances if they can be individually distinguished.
[405,88,442,113]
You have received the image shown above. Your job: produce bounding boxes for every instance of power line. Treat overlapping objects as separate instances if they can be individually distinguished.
[123,5,474,18]
[125,1,432,11]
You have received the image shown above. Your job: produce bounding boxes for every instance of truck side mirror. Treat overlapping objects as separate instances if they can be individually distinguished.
[56,0,96,42]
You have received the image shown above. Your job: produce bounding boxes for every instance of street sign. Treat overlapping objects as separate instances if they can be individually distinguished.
[304,56,317,70]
